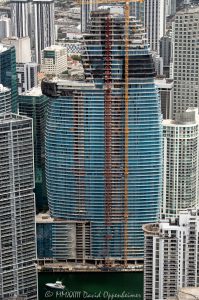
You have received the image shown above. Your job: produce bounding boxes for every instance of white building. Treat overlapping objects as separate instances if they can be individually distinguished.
[10,0,55,64]
[166,0,176,17]
[0,113,37,299]
[32,0,55,63]
[131,0,166,53]
[143,208,199,300]
[0,15,11,39]
[172,7,199,117]
[41,45,67,75]
[10,0,32,38]
[145,0,166,53]
[162,108,199,219]
[2,36,31,63]
[155,77,173,119]
[16,62,38,94]
[0,84,11,114]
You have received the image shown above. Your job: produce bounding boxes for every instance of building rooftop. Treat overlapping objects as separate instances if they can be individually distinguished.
[43,77,95,89]
[142,223,160,235]
[36,212,89,224]
[0,113,31,123]
[0,43,10,53]
[43,44,67,51]
[177,5,199,15]
[163,108,199,126]
[170,287,199,299]
[21,86,43,97]
[155,77,173,89]
[98,5,124,15]
[2,36,30,42]
[0,84,10,93]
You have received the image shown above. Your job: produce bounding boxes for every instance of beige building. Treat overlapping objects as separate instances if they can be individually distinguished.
[41,45,67,75]
[2,36,31,63]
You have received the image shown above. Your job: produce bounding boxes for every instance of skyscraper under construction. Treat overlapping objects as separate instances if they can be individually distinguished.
[42,7,162,263]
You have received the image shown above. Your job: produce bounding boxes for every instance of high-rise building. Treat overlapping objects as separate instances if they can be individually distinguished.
[160,34,172,78]
[130,1,144,24]
[143,208,199,300]
[1,37,37,94]
[32,0,55,63]
[17,62,37,94]
[0,44,18,113]
[151,51,163,75]
[0,113,37,299]
[42,8,162,262]
[131,0,166,53]
[155,77,173,119]
[10,0,55,64]
[172,7,199,117]
[41,45,67,75]
[2,36,31,63]
[81,0,97,32]
[10,0,32,38]
[83,1,166,52]
[0,15,11,39]
[145,0,166,52]
[18,87,48,211]
[0,84,11,114]
[166,0,176,17]
[19,87,48,210]
[162,108,199,219]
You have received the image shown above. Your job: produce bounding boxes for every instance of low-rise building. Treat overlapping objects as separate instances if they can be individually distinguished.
[41,45,67,75]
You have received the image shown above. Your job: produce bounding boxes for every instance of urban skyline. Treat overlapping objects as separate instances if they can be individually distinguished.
[0,0,199,299]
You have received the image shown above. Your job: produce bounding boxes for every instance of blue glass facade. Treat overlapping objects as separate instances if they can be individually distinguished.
[0,45,18,113]
[19,91,49,211]
[44,10,162,259]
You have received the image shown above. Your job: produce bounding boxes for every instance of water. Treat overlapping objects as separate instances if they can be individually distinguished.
[38,272,143,300]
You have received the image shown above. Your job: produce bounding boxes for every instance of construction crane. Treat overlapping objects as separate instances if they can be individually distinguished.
[77,0,144,267]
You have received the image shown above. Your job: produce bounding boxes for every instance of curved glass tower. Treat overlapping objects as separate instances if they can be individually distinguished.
[44,8,162,260]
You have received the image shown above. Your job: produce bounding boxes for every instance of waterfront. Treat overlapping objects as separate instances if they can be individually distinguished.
[38,272,143,300]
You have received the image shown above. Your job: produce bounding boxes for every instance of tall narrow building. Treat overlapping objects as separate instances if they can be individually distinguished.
[19,87,48,211]
[155,77,173,119]
[81,0,97,32]
[131,0,166,53]
[0,113,37,299]
[10,0,55,64]
[42,7,162,262]
[0,15,11,39]
[162,108,199,219]
[0,44,18,113]
[172,7,199,117]
[10,0,31,38]
[166,0,176,17]
[32,0,55,63]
